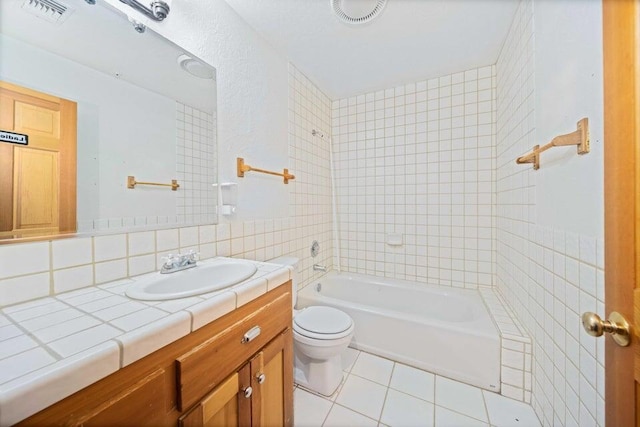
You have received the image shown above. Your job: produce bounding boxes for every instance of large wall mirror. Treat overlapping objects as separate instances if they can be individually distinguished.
[0,0,218,243]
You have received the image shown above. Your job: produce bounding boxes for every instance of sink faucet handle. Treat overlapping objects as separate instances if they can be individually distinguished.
[162,254,177,267]
[187,250,200,263]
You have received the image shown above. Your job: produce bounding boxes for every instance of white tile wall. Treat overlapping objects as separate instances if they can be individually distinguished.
[495,1,603,425]
[287,64,335,289]
[331,66,496,289]
[76,102,217,234]
[176,102,217,226]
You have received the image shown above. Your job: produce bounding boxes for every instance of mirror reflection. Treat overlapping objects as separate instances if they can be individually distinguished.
[0,0,218,242]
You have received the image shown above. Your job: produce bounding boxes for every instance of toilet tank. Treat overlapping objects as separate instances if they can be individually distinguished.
[268,256,299,309]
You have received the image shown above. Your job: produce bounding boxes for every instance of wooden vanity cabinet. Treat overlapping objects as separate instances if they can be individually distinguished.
[179,330,292,427]
[18,282,293,427]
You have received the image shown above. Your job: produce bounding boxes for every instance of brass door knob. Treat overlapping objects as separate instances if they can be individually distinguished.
[581,311,631,347]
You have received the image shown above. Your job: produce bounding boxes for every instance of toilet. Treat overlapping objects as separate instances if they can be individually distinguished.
[269,256,354,396]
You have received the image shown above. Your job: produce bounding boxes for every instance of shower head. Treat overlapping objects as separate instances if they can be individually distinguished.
[311,129,325,138]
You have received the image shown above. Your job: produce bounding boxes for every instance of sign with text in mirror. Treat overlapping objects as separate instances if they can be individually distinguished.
[0,131,28,145]
[0,0,218,242]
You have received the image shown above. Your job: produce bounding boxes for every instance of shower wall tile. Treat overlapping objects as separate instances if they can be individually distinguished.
[480,287,532,403]
[287,64,335,289]
[496,1,603,425]
[331,66,497,289]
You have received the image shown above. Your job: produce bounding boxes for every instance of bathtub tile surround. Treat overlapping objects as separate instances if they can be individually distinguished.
[480,288,533,403]
[288,64,335,287]
[331,65,497,289]
[293,348,541,427]
[496,1,604,426]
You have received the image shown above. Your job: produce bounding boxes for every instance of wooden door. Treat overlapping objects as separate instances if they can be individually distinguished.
[0,81,76,237]
[250,330,293,427]
[179,364,251,427]
[602,0,640,426]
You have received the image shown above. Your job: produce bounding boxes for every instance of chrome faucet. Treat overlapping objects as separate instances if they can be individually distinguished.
[161,250,199,274]
[313,264,327,272]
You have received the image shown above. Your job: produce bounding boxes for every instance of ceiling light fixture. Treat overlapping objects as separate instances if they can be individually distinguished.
[177,54,214,80]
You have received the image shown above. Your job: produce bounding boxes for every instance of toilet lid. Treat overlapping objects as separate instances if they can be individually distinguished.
[294,306,353,335]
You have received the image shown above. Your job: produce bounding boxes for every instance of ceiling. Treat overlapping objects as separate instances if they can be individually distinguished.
[0,0,216,112]
[223,0,519,99]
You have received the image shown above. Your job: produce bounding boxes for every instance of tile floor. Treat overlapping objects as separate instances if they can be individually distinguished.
[294,348,541,427]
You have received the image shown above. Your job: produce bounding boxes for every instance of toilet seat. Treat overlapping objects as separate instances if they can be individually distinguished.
[293,306,354,340]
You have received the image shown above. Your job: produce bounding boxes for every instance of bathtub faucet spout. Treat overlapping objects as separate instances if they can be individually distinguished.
[313,264,327,272]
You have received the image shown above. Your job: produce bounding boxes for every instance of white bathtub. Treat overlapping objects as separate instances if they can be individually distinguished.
[296,272,501,392]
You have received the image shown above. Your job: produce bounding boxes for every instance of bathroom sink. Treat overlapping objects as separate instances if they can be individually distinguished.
[126,259,258,301]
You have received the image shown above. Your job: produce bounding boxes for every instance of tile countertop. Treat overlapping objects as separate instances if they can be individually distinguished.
[0,257,293,426]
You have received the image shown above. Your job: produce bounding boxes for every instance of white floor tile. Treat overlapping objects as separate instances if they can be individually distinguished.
[435,406,489,427]
[324,404,378,427]
[292,350,539,427]
[389,362,435,402]
[336,375,387,420]
[297,377,344,404]
[435,376,488,422]
[380,389,434,427]
[294,388,332,427]
[342,347,360,372]
[483,390,541,427]
[350,352,394,386]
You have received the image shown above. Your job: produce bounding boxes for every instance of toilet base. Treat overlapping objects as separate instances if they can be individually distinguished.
[294,351,343,396]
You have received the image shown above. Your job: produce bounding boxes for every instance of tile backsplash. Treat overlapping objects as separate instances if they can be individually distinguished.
[0,221,291,307]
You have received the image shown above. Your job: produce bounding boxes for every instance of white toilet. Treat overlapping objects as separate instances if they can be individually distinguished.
[269,256,354,396]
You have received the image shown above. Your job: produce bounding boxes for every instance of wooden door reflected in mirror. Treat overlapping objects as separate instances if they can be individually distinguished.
[0,81,76,239]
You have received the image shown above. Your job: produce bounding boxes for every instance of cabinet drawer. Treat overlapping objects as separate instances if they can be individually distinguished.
[177,291,291,411]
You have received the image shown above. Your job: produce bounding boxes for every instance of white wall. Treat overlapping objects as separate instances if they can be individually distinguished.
[534,0,604,237]
[104,0,291,221]
[496,1,604,425]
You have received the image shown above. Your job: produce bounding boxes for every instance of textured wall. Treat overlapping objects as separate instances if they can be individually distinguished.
[104,0,291,221]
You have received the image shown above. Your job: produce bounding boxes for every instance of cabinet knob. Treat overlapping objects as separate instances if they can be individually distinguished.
[256,373,265,384]
[243,386,253,398]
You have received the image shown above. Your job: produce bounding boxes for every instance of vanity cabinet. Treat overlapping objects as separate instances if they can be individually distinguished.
[18,282,293,427]
[179,331,290,427]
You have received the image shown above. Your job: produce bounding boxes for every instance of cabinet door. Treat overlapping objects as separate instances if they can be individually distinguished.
[179,364,252,427]
[250,329,293,427]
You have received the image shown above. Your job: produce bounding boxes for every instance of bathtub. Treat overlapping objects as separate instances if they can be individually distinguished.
[296,272,501,392]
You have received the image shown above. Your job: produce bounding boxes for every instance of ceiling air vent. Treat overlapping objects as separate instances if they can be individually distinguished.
[21,0,74,25]
[331,0,387,25]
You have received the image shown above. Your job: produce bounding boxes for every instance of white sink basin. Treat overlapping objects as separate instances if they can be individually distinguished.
[126,259,258,301]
